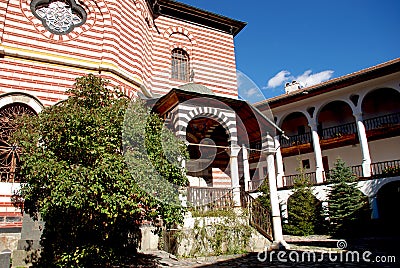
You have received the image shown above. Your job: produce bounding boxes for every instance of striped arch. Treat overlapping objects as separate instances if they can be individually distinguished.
[163,26,198,46]
[176,106,238,145]
[0,93,44,114]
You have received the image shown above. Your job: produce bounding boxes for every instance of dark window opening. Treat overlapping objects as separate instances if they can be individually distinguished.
[171,48,190,81]
[302,159,310,169]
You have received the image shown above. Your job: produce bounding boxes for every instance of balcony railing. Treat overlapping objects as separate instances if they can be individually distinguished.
[282,172,317,187]
[363,112,400,131]
[323,165,363,181]
[279,160,400,188]
[248,179,264,192]
[187,187,233,212]
[320,122,357,140]
[280,132,312,148]
[371,159,400,179]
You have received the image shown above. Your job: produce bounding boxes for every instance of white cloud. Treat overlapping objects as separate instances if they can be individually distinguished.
[295,70,334,87]
[266,70,291,88]
[265,69,334,89]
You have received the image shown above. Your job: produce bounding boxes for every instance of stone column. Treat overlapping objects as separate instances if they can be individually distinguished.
[229,145,242,207]
[309,123,324,183]
[242,144,251,192]
[274,136,285,188]
[354,113,372,177]
[262,134,288,249]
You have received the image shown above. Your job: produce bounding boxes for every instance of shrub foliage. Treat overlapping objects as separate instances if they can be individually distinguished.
[13,74,188,267]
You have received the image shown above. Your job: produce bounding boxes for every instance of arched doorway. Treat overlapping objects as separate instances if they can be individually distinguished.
[284,191,325,235]
[186,116,230,188]
[376,180,400,233]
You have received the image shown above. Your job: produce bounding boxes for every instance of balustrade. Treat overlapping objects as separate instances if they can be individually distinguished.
[363,112,400,131]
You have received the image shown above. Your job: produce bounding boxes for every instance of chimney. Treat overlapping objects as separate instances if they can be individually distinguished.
[284,80,301,94]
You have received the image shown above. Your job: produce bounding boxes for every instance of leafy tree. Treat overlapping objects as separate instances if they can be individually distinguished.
[13,74,188,267]
[327,158,369,237]
[283,164,325,236]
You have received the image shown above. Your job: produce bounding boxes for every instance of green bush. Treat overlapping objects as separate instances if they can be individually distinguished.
[13,74,188,267]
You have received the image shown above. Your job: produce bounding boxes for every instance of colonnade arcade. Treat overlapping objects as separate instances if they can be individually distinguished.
[275,87,400,186]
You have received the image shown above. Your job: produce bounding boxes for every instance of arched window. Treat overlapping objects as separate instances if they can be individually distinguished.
[0,103,36,182]
[171,48,190,81]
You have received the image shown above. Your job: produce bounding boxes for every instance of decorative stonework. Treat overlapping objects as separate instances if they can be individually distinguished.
[22,0,105,42]
[30,0,87,35]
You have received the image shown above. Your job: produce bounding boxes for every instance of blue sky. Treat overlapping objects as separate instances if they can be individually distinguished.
[178,0,400,102]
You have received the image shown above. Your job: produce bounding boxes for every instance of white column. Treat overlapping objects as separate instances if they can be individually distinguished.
[274,136,285,188]
[230,145,242,207]
[263,134,287,248]
[309,123,324,183]
[242,145,251,192]
[354,113,372,177]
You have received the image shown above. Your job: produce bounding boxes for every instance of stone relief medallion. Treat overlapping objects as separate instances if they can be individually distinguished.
[21,0,107,42]
[30,0,87,35]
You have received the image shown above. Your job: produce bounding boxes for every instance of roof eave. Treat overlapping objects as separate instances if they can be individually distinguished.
[148,0,247,36]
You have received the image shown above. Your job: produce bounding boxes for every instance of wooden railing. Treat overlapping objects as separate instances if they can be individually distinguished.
[371,159,400,179]
[248,179,264,192]
[323,165,363,181]
[280,132,312,148]
[279,160,400,188]
[320,122,357,140]
[282,172,317,187]
[351,165,364,178]
[187,187,233,212]
[242,191,273,241]
[363,112,400,131]
[278,112,400,150]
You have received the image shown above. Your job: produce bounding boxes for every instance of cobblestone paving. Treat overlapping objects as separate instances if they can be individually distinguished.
[136,235,399,268]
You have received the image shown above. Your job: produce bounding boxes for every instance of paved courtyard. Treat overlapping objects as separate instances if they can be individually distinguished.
[136,235,399,267]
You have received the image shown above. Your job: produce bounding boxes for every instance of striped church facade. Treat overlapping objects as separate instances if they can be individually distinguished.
[0,0,242,106]
[0,0,246,229]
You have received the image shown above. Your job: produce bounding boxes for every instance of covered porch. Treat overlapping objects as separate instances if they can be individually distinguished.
[149,83,279,203]
[149,83,285,242]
